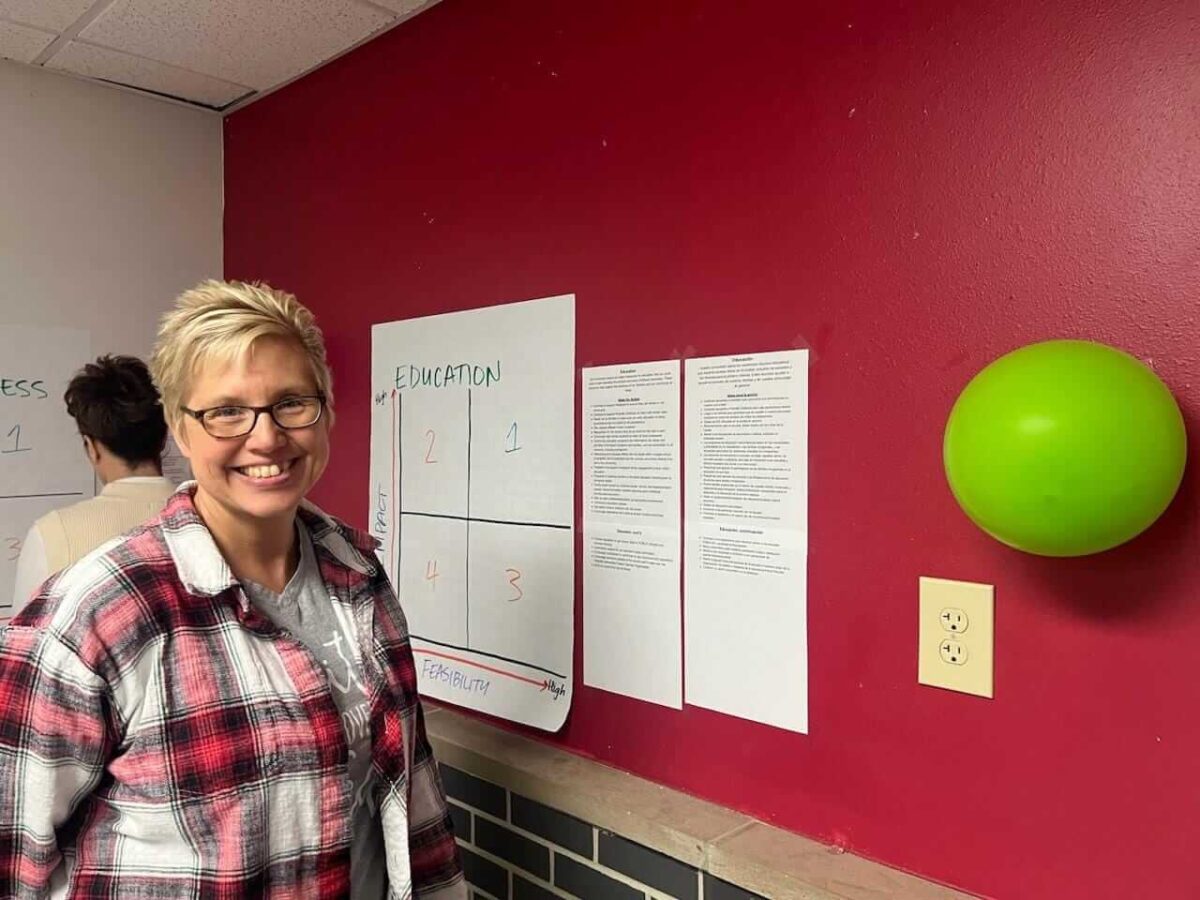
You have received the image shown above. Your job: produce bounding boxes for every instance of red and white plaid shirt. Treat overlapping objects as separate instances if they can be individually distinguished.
[0,486,465,899]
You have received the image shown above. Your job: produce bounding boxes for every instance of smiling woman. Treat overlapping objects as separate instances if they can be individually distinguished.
[0,281,467,899]
[161,320,332,587]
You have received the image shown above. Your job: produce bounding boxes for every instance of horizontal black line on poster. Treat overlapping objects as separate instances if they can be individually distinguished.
[400,510,570,530]
[0,492,86,500]
[411,634,568,681]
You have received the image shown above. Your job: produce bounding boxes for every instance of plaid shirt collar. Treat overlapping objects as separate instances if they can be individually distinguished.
[160,482,380,597]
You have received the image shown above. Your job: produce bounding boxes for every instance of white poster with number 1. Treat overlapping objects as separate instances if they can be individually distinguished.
[368,295,575,731]
[1,325,94,621]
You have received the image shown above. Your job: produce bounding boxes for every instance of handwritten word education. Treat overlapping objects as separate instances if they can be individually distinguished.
[393,361,501,391]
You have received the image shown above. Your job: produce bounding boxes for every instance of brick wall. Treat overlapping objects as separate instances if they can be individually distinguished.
[441,764,767,900]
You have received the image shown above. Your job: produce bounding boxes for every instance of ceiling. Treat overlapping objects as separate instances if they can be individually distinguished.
[0,0,437,113]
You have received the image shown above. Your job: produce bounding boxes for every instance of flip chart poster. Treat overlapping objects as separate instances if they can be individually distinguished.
[1,326,94,621]
[369,295,575,731]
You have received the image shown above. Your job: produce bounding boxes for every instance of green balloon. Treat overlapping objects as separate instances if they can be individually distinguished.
[944,340,1186,556]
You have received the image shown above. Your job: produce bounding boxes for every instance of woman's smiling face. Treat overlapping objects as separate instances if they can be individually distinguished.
[176,335,330,529]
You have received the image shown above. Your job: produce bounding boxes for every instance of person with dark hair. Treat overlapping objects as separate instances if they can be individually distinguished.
[11,355,175,610]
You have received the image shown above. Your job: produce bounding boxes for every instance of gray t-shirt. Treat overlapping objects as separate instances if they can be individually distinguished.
[242,521,387,900]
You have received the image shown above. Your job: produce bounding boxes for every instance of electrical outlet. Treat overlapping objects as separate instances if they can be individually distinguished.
[938,639,967,665]
[919,577,994,698]
[939,608,968,633]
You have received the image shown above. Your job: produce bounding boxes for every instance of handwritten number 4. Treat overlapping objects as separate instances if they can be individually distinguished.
[425,560,439,587]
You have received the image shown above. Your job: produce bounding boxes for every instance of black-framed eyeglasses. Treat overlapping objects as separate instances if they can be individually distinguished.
[181,395,326,439]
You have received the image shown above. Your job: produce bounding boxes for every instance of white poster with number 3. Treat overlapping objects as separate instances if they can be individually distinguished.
[1,325,94,620]
[368,295,575,731]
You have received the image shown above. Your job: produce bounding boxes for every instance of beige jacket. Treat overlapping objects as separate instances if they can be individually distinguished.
[11,477,176,611]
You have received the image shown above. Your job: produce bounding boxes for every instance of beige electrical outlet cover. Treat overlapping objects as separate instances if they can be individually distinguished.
[918,577,994,698]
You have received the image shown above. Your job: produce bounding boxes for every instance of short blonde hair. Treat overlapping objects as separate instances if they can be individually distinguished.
[151,280,333,432]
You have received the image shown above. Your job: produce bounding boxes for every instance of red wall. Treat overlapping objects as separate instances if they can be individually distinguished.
[224,1,1200,896]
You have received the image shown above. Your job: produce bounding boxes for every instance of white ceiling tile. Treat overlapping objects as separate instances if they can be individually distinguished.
[79,0,395,90]
[48,41,251,107]
[0,20,55,63]
[0,0,95,32]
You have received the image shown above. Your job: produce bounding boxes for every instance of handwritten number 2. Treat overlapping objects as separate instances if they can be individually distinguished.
[424,429,437,463]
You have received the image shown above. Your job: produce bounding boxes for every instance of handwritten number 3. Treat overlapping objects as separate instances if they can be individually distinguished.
[505,568,523,602]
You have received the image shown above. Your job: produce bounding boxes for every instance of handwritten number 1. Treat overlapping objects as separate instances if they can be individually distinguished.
[505,421,521,454]
[3,425,29,454]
